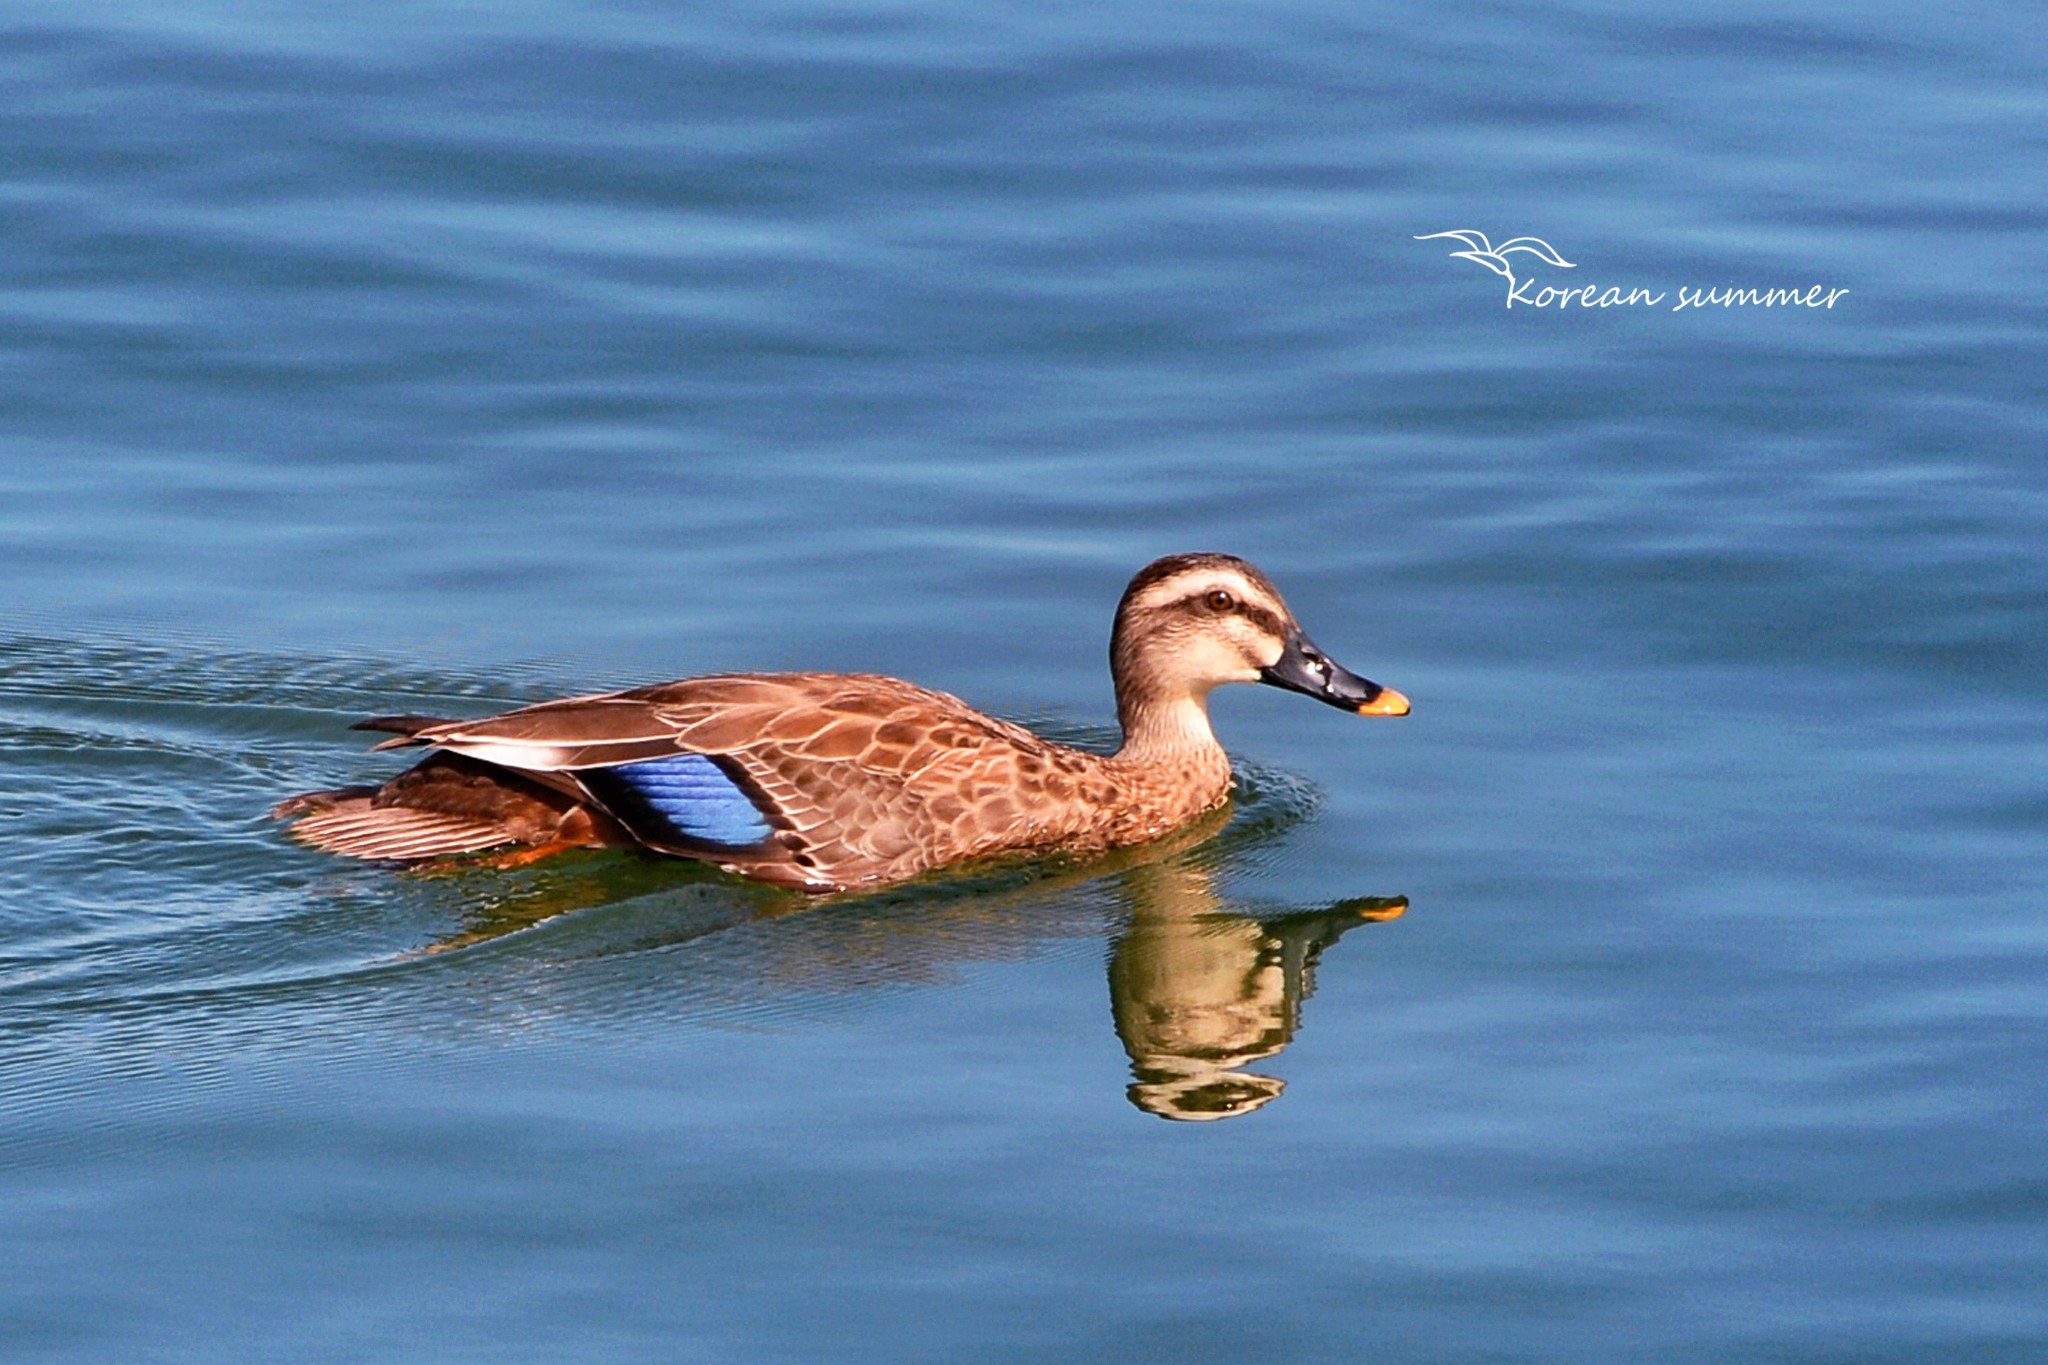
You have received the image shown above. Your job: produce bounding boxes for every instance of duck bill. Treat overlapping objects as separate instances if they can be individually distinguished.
[1259,631,1411,717]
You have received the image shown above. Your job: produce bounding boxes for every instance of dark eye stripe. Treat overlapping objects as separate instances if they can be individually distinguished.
[1242,604,1288,637]
[1175,591,1288,639]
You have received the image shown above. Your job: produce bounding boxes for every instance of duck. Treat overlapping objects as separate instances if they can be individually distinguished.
[271,553,1410,893]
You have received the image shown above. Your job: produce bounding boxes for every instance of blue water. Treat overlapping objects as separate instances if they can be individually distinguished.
[4,2,2045,1360]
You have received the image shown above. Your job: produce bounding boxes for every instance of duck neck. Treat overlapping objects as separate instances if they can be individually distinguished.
[1114,686,1229,775]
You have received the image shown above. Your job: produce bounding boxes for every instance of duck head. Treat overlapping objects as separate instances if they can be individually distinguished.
[1110,553,1410,735]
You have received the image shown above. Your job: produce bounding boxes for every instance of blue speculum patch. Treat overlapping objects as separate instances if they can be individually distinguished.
[596,753,772,847]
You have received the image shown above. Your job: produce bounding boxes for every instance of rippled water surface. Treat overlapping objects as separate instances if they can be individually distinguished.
[4,2,2045,1361]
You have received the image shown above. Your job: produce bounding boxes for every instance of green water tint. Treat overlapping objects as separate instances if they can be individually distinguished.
[0,634,1405,1122]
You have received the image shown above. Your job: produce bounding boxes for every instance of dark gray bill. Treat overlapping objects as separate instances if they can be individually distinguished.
[1258,631,1411,716]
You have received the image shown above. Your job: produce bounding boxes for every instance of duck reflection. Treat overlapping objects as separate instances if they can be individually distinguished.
[1108,854,1404,1121]
[411,803,1404,1122]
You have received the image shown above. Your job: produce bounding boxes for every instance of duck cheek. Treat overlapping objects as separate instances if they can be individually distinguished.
[1225,651,1270,688]
[1174,635,1255,690]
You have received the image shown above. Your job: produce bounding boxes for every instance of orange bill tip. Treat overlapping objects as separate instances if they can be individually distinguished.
[1333,895,1409,922]
[1356,687,1411,717]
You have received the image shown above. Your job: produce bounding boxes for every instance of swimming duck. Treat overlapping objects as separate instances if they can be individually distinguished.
[272,553,1410,892]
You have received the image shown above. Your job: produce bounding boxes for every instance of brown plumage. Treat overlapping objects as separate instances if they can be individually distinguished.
[272,553,1410,893]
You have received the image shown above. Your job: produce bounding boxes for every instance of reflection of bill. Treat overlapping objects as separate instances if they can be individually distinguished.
[1108,855,1406,1122]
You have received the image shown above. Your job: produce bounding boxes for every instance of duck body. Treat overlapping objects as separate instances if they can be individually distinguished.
[274,554,1409,893]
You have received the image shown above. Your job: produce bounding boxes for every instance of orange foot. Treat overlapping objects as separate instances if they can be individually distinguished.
[481,838,592,870]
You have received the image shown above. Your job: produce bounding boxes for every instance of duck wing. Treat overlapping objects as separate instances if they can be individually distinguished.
[375,673,1088,892]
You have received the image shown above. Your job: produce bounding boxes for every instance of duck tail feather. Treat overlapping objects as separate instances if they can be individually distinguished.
[281,799,515,861]
[350,715,456,749]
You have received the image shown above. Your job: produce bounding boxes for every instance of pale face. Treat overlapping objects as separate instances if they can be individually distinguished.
[1116,565,1295,698]
[1112,553,1409,720]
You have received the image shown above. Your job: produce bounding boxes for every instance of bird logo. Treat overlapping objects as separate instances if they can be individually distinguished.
[1415,230,1575,307]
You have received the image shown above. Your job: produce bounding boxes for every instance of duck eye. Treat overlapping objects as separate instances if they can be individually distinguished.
[1204,590,1235,613]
